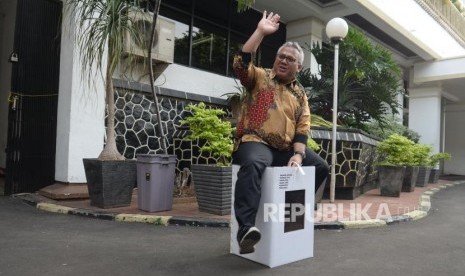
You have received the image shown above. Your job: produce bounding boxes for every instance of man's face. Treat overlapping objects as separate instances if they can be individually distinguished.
[272,47,303,83]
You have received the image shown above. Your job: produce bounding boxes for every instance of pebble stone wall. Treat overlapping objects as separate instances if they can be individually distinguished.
[113,83,227,174]
[311,127,380,199]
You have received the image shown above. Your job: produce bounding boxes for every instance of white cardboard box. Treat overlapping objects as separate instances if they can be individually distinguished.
[230,165,315,268]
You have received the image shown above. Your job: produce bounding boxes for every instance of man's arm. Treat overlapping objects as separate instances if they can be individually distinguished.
[289,94,311,166]
[242,11,280,53]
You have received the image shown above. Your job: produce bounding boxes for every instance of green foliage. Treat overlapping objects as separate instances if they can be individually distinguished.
[411,143,432,167]
[377,134,440,167]
[429,152,452,167]
[67,0,147,85]
[311,114,333,128]
[181,103,235,166]
[221,81,247,106]
[236,0,255,12]
[363,117,421,142]
[307,138,320,151]
[377,134,416,166]
[299,28,404,130]
[451,0,464,12]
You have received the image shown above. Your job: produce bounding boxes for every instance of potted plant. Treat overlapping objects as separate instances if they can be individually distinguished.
[412,143,433,187]
[428,152,451,183]
[181,103,235,215]
[400,142,429,193]
[376,134,414,197]
[67,0,162,208]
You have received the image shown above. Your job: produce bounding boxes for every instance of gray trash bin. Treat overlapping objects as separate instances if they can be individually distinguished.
[136,154,177,212]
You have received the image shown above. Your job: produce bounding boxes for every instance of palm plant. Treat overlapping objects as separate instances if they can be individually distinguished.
[301,28,404,130]
[67,0,149,160]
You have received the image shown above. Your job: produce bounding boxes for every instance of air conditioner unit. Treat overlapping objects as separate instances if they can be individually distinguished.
[123,10,175,64]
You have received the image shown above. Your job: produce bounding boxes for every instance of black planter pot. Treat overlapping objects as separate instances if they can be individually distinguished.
[378,165,406,197]
[429,168,440,184]
[416,167,431,187]
[191,164,232,215]
[402,166,419,192]
[83,158,137,209]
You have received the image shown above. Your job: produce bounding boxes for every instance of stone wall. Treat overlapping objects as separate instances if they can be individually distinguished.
[112,80,227,174]
[311,127,380,199]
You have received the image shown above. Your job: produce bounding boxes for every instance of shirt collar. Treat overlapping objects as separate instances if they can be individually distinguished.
[269,70,299,87]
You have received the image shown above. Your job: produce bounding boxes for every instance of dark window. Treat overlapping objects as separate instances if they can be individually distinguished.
[192,19,228,75]
[159,3,191,66]
[159,0,286,76]
[194,0,229,26]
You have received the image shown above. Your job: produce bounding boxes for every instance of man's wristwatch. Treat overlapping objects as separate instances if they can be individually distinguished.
[294,151,306,160]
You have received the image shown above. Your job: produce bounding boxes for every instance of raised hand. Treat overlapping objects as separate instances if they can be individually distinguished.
[257,11,280,36]
[241,10,281,53]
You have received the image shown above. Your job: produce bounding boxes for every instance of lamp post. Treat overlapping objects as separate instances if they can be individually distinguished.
[325,18,348,203]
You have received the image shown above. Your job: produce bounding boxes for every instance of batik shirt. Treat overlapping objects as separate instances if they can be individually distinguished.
[232,52,310,151]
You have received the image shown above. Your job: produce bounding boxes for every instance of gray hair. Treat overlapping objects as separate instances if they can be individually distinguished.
[277,42,304,65]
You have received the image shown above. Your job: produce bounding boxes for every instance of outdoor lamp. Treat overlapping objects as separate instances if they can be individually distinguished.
[325,17,348,203]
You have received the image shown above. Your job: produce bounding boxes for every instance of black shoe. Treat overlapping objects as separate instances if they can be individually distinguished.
[238,226,261,254]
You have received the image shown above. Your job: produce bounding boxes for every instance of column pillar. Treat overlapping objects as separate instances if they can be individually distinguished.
[55,7,105,183]
[408,86,442,153]
[286,17,325,73]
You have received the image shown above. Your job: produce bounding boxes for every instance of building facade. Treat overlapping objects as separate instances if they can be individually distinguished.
[0,0,464,194]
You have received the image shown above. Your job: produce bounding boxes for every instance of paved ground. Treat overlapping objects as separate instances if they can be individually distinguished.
[1,183,465,275]
[14,178,464,229]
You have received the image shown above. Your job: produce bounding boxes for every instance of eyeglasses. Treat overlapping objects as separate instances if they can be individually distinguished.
[276,54,297,64]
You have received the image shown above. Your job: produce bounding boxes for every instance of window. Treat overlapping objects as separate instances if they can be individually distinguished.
[159,0,286,76]
[192,19,228,75]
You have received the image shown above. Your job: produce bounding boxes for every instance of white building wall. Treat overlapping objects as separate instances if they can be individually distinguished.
[115,62,237,98]
[55,8,106,183]
[444,104,465,175]
[0,0,16,169]
[408,86,442,153]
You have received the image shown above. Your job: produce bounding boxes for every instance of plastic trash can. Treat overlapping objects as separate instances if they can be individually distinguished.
[136,154,177,212]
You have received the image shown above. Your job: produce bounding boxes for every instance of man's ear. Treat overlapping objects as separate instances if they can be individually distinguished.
[296,64,303,72]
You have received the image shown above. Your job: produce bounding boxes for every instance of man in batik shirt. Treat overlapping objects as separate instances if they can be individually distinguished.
[232,10,329,254]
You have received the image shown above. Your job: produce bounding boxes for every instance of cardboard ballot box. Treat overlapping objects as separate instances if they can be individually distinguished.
[230,165,315,268]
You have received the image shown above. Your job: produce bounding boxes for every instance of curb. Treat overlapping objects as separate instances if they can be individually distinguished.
[13,181,465,230]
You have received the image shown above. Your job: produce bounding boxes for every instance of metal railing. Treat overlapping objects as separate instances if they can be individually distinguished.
[416,0,465,45]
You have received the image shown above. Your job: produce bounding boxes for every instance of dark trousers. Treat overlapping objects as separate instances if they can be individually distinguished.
[232,142,329,229]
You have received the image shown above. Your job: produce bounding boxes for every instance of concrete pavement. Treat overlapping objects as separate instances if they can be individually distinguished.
[12,178,465,230]
[1,182,465,275]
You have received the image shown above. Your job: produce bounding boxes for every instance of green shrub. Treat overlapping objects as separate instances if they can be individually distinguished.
[363,118,420,142]
[428,152,451,167]
[307,137,320,151]
[181,103,235,166]
[311,114,333,128]
[377,134,416,166]
[411,143,432,167]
